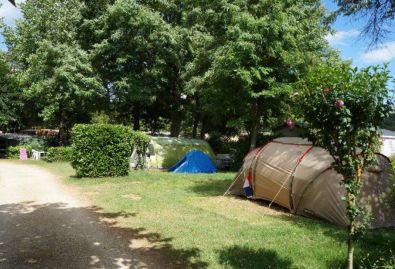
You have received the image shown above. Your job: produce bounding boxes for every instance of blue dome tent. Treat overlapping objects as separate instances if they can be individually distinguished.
[169,150,217,174]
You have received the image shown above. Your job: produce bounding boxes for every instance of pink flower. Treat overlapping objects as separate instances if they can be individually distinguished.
[286,119,295,129]
[335,99,345,108]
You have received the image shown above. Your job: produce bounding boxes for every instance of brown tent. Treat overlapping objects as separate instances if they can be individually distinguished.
[225,137,395,228]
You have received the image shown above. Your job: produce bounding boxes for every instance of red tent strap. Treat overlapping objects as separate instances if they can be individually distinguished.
[298,146,314,163]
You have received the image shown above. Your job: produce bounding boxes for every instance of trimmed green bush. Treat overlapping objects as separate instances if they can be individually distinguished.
[71,124,133,177]
[44,147,72,162]
[7,145,32,159]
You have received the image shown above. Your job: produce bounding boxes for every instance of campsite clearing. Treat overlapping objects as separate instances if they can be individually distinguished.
[28,161,395,269]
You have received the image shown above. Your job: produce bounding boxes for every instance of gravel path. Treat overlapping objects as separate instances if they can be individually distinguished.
[0,161,170,269]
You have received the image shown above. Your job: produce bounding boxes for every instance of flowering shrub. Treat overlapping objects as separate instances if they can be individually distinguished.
[296,64,392,269]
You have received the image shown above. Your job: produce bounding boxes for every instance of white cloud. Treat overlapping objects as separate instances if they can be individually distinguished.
[360,41,395,63]
[0,0,24,26]
[326,29,360,46]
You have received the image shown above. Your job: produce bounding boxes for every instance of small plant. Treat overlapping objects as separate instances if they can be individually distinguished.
[44,146,72,162]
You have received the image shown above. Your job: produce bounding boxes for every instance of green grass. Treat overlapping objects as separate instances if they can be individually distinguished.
[28,161,395,269]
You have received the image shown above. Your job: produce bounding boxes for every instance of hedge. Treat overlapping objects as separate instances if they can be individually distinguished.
[7,145,32,159]
[44,147,72,162]
[71,124,133,177]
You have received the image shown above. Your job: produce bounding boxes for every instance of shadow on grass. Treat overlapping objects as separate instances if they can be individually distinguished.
[275,211,395,268]
[189,177,234,196]
[217,245,293,269]
[326,228,395,269]
[0,202,207,269]
[224,195,395,268]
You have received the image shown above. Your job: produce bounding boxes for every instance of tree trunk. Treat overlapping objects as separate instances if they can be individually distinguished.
[249,101,259,150]
[200,117,207,139]
[347,225,354,269]
[59,104,67,146]
[170,114,182,137]
[132,104,141,131]
[346,167,361,269]
[192,116,199,138]
[169,65,184,138]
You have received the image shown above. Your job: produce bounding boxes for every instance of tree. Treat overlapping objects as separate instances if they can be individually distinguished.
[139,0,193,137]
[92,0,192,136]
[185,0,331,149]
[92,0,172,130]
[2,0,103,144]
[0,53,21,131]
[336,0,395,45]
[297,63,392,269]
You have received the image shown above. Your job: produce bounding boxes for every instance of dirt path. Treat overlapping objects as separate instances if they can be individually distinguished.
[0,161,166,269]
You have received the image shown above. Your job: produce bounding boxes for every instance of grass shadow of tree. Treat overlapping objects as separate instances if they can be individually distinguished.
[188,178,235,196]
[326,228,395,268]
[217,245,293,269]
[275,212,395,268]
[0,202,208,269]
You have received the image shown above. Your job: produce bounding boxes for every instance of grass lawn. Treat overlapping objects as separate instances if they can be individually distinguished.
[29,161,395,269]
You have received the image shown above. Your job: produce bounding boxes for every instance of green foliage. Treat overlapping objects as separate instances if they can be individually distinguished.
[71,124,133,177]
[0,53,22,130]
[297,63,392,267]
[131,131,150,170]
[7,145,32,159]
[3,0,103,144]
[91,0,189,134]
[90,112,111,124]
[184,0,332,146]
[44,147,72,163]
[298,64,391,181]
[2,0,334,142]
[22,137,48,151]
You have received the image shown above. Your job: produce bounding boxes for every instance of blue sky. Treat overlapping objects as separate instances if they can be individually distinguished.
[323,0,395,89]
[0,0,394,88]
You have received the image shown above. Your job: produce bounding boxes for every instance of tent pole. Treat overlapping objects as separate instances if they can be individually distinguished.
[269,146,313,209]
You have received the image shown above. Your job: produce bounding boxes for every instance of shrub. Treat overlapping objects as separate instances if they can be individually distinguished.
[22,137,48,151]
[131,131,150,169]
[7,145,32,159]
[296,64,392,268]
[44,147,72,162]
[71,124,133,177]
